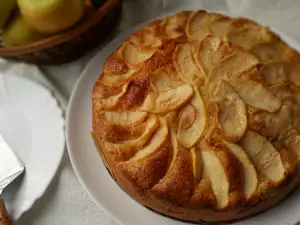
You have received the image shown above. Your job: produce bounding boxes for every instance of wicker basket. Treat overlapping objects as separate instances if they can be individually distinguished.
[0,0,122,65]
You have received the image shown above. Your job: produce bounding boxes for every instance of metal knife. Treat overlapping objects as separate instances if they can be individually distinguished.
[0,135,25,225]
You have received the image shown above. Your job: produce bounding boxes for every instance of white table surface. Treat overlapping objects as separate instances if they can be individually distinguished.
[13,0,300,224]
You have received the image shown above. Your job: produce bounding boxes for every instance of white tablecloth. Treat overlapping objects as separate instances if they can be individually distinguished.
[10,0,300,224]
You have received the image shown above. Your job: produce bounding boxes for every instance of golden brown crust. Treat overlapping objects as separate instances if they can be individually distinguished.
[184,178,215,209]
[151,149,195,205]
[118,141,172,190]
[92,10,300,223]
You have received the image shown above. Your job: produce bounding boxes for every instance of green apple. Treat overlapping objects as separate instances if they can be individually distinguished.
[17,0,84,34]
[2,13,46,47]
[0,0,17,29]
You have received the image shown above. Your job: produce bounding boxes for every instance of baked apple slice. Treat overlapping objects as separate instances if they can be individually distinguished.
[95,83,129,110]
[224,141,258,200]
[185,10,210,41]
[194,35,235,76]
[269,83,300,105]
[160,11,190,38]
[122,41,155,68]
[177,86,206,148]
[209,16,230,40]
[249,105,297,143]
[150,68,183,92]
[240,131,285,184]
[103,111,148,127]
[215,80,247,142]
[227,19,275,50]
[281,127,300,161]
[119,118,171,189]
[288,105,300,131]
[268,83,293,104]
[229,73,281,113]
[130,25,162,48]
[100,69,136,87]
[250,41,288,63]
[287,63,300,87]
[291,85,300,104]
[169,128,202,182]
[173,42,204,84]
[140,84,194,113]
[201,145,242,209]
[195,35,221,75]
[205,50,260,95]
[261,62,289,85]
[153,124,200,203]
[178,104,197,129]
[103,115,159,161]
[130,118,169,161]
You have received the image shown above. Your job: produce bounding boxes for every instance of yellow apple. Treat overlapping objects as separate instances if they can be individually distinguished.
[2,13,46,47]
[17,0,84,34]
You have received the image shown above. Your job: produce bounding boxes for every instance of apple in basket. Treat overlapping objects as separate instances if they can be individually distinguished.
[2,12,47,47]
[17,0,84,34]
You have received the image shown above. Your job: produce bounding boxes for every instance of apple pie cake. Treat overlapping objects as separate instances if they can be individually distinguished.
[91,10,300,223]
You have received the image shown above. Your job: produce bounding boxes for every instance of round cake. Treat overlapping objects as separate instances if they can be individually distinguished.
[91,10,300,223]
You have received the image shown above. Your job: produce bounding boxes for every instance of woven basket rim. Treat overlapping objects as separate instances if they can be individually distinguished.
[0,0,120,56]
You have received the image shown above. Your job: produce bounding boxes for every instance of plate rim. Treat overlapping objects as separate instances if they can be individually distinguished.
[66,12,300,225]
[0,74,66,220]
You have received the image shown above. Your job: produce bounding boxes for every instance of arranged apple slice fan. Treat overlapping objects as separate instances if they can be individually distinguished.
[91,10,300,223]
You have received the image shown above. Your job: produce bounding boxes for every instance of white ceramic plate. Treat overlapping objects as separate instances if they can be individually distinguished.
[0,74,65,220]
[67,22,300,225]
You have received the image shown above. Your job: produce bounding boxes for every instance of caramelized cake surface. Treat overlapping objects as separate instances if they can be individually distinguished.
[92,10,300,223]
